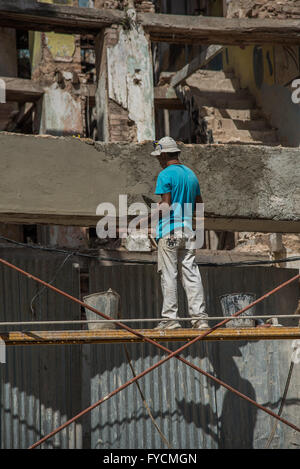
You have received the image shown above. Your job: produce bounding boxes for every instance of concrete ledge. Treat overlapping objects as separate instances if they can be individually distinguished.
[0,132,299,232]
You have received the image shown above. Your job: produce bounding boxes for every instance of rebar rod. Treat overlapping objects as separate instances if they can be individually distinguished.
[0,258,298,448]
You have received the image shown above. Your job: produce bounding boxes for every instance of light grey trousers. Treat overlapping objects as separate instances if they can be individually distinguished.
[157,234,207,323]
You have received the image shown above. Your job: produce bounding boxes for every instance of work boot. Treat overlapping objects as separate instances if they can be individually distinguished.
[192,319,209,330]
[154,320,181,330]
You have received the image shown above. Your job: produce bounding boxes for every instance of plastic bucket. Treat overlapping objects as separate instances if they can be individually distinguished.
[219,292,256,328]
[83,288,120,330]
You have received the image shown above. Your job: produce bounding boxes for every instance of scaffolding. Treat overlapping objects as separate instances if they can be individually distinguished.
[0,0,299,450]
[0,257,299,449]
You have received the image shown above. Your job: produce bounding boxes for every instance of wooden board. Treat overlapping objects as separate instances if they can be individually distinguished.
[1,327,299,345]
[1,2,300,46]
[0,77,44,102]
[170,45,224,87]
[0,0,124,34]
[141,12,300,45]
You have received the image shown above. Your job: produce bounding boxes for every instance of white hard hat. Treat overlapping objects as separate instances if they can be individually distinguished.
[151,136,181,156]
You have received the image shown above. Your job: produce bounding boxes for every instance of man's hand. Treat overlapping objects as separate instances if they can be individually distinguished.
[159,192,171,207]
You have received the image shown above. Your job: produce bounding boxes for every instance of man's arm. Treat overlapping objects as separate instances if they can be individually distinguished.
[145,192,171,224]
[136,193,171,230]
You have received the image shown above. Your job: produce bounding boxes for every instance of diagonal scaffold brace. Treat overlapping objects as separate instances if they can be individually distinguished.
[0,257,299,448]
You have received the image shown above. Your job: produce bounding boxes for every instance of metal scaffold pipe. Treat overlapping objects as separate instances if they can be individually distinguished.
[0,257,299,448]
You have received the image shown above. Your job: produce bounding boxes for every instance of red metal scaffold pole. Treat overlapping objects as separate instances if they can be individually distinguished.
[0,257,299,448]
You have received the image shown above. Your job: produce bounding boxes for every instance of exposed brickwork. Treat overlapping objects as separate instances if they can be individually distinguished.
[31,33,82,90]
[226,0,300,19]
[134,0,155,13]
[94,0,121,8]
[94,0,154,11]
[108,99,137,142]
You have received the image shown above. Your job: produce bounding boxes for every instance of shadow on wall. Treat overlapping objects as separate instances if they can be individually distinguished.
[261,83,300,147]
[176,340,257,449]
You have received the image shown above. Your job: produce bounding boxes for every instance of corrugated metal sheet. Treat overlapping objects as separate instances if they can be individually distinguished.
[0,251,299,449]
[86,263,300,449]
[0,248,82,449]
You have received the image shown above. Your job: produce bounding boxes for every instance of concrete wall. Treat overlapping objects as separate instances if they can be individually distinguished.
[0,133,299,231]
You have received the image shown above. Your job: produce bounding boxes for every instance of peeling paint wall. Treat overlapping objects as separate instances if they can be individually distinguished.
[44,32,76,61]
[106,15,155,142]
[93,4,155,142]
[39,83,83,136]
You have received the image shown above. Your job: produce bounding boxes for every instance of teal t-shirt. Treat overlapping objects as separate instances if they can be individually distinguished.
[155,164,201,239]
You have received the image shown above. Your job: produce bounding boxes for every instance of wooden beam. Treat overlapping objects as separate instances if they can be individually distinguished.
[0,212,300,233]
[78,84,184,110]
[0,0,124,34]
[1,327,299,346]
[0,77,44,102]
[140,12,300,45]
[0,2,300,46]
[170,45,224,87]
[154,85,185,109]
[96,248,271,265]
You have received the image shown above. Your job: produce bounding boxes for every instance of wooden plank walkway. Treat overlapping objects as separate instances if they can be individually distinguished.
[1,327,299,346]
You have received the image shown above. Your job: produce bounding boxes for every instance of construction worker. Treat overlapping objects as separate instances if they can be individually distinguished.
[150,137,208,330]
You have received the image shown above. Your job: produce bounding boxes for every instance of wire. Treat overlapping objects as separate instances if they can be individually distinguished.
[1,235,300,267]
[30,253,73,316]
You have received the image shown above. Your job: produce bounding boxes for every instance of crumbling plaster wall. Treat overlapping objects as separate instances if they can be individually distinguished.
[30,1,84,136]
[95,10,155,143]
[106,18,155,142]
